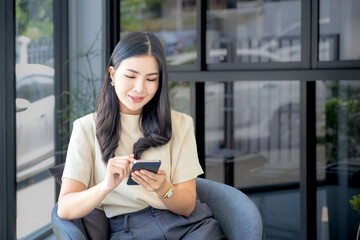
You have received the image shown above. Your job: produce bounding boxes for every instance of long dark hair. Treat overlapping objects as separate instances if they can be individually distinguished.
[96,32,172,162]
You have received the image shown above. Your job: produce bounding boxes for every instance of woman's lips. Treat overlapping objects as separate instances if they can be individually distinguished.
[128,95,144,103]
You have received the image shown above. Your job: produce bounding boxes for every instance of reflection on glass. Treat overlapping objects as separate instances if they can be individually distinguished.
[205,81,300,188]
[206,0,302,64]
[15,0,55,237]
[205,80,301,239]
[120,0,197,65]
[233,81,300,188]
[169,81,190,115]
[205,82,225,183]
[316,80,360,239]
[319,0,360,61]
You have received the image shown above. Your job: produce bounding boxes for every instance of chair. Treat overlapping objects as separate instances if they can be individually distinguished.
[52,178,263,240]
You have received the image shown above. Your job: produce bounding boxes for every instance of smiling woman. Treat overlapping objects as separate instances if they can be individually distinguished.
[96,32,171,162]
[109,55,159,115]
[58,32,226,240]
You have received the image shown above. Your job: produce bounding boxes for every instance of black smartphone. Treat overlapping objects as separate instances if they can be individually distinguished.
[127,159,161,185]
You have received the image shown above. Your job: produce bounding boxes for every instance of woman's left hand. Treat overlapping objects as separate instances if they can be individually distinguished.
[131,169,169,194]
[133,169,197,216]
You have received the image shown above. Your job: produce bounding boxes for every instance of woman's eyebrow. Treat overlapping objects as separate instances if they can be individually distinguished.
[126,68,159,76]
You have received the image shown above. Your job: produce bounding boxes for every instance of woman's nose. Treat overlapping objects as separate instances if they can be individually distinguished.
[133,79,145,93]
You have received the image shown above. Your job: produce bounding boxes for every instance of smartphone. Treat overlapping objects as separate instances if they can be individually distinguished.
[127,159,161,185]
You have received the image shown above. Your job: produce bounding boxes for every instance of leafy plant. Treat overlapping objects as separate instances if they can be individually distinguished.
[57,31,103,155]
[325,82,360,164]
[120,0,146,32]
[350,194,360,215]
[16,0,53,40]
[350,195,360,240]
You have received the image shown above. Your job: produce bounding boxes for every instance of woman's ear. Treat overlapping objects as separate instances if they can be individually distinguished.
[108,66,115,80]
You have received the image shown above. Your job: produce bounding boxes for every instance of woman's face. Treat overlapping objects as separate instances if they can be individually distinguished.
[109,55,159,115]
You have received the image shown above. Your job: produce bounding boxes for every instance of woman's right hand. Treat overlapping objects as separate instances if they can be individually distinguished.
[102,154,135,192]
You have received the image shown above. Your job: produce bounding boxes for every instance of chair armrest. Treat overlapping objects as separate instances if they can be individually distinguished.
[51,203,88,240]
[196,178,263,240]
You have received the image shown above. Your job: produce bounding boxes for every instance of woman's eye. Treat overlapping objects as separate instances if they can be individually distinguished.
[125,75,135,79]
[147,78,157,82]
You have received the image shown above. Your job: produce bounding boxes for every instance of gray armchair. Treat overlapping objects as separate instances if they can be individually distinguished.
[52,178,263,240]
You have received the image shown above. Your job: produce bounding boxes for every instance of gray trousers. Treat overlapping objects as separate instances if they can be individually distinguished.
[109,200,227,240]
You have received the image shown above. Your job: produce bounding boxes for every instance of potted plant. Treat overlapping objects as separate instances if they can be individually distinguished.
[350,194,360,240]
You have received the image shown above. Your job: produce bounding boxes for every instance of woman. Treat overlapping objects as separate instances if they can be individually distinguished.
[58,32,226,239]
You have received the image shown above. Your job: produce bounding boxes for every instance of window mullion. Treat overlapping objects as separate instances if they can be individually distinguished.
[0,0,16,239]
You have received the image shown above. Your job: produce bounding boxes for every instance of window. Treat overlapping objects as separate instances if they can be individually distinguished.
[15,0,55,238]
[206,0,302,64]
[120,0,197,66]
[316,80,360,239]
[169,81,191,115]
[205,80,301,237]
[319,0,360,61]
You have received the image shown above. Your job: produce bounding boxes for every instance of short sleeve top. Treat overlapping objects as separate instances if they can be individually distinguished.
[62,110,204,218]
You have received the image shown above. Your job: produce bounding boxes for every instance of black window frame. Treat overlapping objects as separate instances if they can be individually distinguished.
[113,1,360,240]
[0,0,16,239]
[0,0,69,238]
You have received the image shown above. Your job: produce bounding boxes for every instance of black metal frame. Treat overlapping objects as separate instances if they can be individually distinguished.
[169,69,360,82]
[0,0,16,239]
[0,0,71,239]
[0,0,70,238]
[54,0,69,198]
[303,0,312,69]
[165,1,359,240]
[106,0,120,61]
[300,81,317,240]
[311,0,319,69]
[193,0,207,174]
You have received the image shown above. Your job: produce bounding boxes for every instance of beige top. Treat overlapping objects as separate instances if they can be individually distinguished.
[62,110,204,218]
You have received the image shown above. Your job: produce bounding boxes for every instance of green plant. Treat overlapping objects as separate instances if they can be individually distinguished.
[350,195,360,215]
[57,31,103,155]
[16,0,53,40]
[120,0,146,32]
[325,82,360,164]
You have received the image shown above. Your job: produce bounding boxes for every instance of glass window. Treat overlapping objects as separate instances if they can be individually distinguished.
[319,0,360,61]
[15,0,55,238]
[16,65,54,103]
[120,0,197,65]
[169,81,191,115]
[205,80,301,239]
[205,81,300,187]
[206,0,302,64]
[316,80,360,239]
